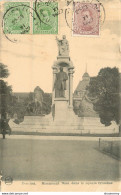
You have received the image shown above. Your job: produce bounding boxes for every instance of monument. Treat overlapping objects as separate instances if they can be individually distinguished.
[9,36,119,135]
[51,35,77,123]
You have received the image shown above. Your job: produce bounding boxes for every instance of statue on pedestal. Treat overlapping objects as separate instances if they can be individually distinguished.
[56,35,69,56]
[54,67,68,98]
[34,87,43,115]
[26,86,44,115]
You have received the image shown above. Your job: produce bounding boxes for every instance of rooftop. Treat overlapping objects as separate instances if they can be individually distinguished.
[74,72,90,93]
[83,72,90,78]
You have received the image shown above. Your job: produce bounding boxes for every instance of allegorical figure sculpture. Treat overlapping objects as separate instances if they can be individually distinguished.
[54,67,68,98]
[34,87,43,115]
[26,86,44,115]
[56,35,69,56]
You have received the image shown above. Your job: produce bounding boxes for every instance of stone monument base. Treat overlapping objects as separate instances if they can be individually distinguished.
[81,117,119,134]
[9,115,119,135]
[53,99,78,121]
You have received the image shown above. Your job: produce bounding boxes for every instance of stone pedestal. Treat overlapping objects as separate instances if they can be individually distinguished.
[52,56,75,123]
[54,99,68,121]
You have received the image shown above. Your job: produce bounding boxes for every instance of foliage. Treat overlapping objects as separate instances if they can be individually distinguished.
[7,97,26,121]
[0,63,9,78]
[10,90,52,118]
[0,64,12,119]
[87,67,120,126]
[43,93,52,114]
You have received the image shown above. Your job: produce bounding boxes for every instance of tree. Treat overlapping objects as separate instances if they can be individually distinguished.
[0,63,9,78]
[0,63,12,119]
[87,67,120,126]
[0,63,13,137]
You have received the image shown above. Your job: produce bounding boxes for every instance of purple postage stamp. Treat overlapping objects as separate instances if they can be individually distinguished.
[73,2,100,36]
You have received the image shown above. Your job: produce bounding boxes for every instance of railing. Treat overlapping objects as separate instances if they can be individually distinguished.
[99,138,121,160]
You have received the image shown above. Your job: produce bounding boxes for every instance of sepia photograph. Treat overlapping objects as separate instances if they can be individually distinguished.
[0,0,121,192]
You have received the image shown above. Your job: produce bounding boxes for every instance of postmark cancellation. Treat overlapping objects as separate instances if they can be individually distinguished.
[73,2,100,36]
[33,1,58,34]
[3,1,58,35]
[3,1,102,36]
[4,2,30,34]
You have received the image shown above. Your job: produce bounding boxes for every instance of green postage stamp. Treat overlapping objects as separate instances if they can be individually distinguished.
[3,1,58,34]
[33,1,58,34]
[4,2,30,34]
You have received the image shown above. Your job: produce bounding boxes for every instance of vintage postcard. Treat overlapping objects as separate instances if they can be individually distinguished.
[0,0,121,192]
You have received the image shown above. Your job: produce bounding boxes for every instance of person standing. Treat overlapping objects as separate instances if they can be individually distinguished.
[0,118,11,139]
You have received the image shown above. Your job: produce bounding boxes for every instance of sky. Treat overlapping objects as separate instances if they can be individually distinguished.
[0,0,121,93]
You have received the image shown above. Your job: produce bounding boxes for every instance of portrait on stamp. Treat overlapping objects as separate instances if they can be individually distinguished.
[4,2,30,34]
[73,2,100,36]
[33,1,58,34]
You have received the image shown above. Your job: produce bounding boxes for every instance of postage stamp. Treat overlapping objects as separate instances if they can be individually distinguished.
[33,1,58,34]
[73,2,100,36]
[4,2,30,34]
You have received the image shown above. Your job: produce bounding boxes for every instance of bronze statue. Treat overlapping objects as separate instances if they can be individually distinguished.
[54,67,68,98]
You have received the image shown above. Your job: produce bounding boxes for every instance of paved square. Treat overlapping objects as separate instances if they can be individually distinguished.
[0,137,120,181]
